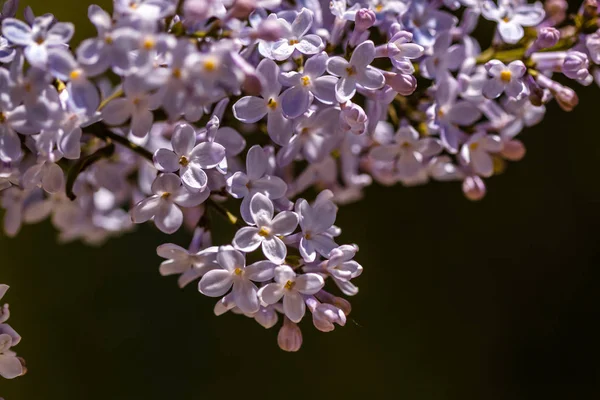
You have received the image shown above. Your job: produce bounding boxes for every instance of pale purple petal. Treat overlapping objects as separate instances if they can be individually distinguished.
[295,273,325,295]
[283,291,305,323]
[199,269,233,297]
[233,227,262,252]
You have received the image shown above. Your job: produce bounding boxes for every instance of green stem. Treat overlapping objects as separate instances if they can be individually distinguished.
[85,122,154,162]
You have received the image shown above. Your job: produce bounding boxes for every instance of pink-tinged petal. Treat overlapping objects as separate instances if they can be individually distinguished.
[153,149,179,172]
[326,56,350,77]
[189,142,226,169]
[102,98,132,125]
[283,291,305,323]
[233,96,267,123]
[131,196,161,223]
[217,247,245,272]
[498,20,524,44]
[350,40,375,68]
[130,108,153,137]
[481,135,503,152]
[482,78,504,99]
[471,151,494,177]
[271,211,299,236]
[245,260,277,282]
[370,144,398,163]
[311,75,337,104]
[0,352,24,379]
[295,273,325,295]
[246,145,267,180]
[262,236,287,264]
[333,277,359,296]
[156,243,188,260]
[154,203,183,234]
[335,76,357,103]
[180,164,208,192]
[233,227,262,252]
[152,173,181,194]
[159,259,191,276]
[281,85,311,119]
[255,306,278,329]
[358,66,385,90]
[296,34,322,55]
[233,279,260,314]
[199,269,233,297]
[172,123,196,156]
[258,283,284,304]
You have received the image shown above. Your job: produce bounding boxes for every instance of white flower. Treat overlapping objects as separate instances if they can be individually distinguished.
[326,40,385,103]
[270,8,324,61]
[483,60,528,99]
[459,132,503,177]
[258,265,325,322]
[157,242,220,288]
[131,173,209,234]
[199,246,277,314]
[233,193,298,264]
[481,0,545,44]
[293,192,338,263]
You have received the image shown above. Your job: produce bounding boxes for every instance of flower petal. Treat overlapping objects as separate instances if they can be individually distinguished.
[233,227,262,252]
[199,269,233,297]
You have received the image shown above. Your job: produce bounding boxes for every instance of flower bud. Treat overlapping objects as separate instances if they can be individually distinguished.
[312,303,347,332]
[315,290,352,315]
[545,0,567,24]
[586,31,600,64]
[384,71,417,96]
[253,18,285,42]
[354,8,376,32]
[555,85,579,111]
[536,27,560,49]
[340,101,368,135]
[227,0,257,20]
[562,51,590,81]
[254,306,278,329]
[501,139,526,161]
[462,175,486,201]
[277,317,302,352]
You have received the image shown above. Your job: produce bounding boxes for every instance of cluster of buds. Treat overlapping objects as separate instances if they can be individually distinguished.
[0,0,597,360]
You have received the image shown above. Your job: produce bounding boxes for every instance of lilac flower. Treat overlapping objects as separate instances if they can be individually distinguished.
[258,265,324,323]
[22,158,64,194]
[290,193,338,262]
[459,132,503,177]
[306,297,346,332]
[232,58,292,145]
[226,145,287,224]
[0,324,22,379]
[199,246,277,314]
[2,15,73,67]
[270,8,324,61]
[326,40,385,103]
[370,121,442,183]
[157,241,220,288]
[131,173,209,234]
[279,52,337,118]
[322,245,363,296]
[483,60,528,99]
[386,30,425,73]
[481,0,545,44]
[233,193,298,264]
[153,123,226,192]
[420,33,465,79]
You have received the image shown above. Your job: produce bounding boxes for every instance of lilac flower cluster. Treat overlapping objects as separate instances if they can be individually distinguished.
[0,285,24,379]
[0,0,597,359]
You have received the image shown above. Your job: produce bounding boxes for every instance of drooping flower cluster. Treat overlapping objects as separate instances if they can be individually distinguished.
[0,0,597,359]
[0,285,24,379]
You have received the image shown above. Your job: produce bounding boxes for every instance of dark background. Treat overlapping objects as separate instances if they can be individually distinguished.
[1,1,600,399]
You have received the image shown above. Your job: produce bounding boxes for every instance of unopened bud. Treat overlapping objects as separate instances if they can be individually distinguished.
[354,8,376,32]
[462,175,486,201]
[384,71,417,96]
[555,85,579,111]
[536,27,560,49]
[277,317,302,352]
[340,101,368,135]
[501,139,526,161]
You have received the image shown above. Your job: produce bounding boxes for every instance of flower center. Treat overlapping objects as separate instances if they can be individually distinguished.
[284,280,295,290]
[204,58,217,71]
[400,142,412,149]
[469,142,479,151]
[301,76,311,86]
[375,4,384,12]
[234,267,243,276]
[346,66,356,76]
[161,192,171,199]
[105,35,113,45]
[267,98,278,110]
[69,69,83,80]
[143,37,155,50]
[502,16,510,23]
[172,68,182,79]
[289,39,299,45]
[0,112,5,123]
[179,156,189,167]
[258,226,271,237]
[500,70,512,82]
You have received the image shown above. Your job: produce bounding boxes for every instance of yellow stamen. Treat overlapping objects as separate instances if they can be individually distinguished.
[500,70,512,82]
[346,66,356,76]
[204,59,217,71]
[234,268,243,276]
[143,38,155,50]
[301,76,310,86]
[258,227,271,237]
[161,192,171,199]
[172,68,182,79]
[289,39,299,45]
[284,280,295,290]
[179,156,189,167]
[267,98,278,110]
[469,142,479,151]
[69,69,82,80]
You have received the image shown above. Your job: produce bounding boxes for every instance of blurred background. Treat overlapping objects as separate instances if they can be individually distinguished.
[1,1,600,399]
